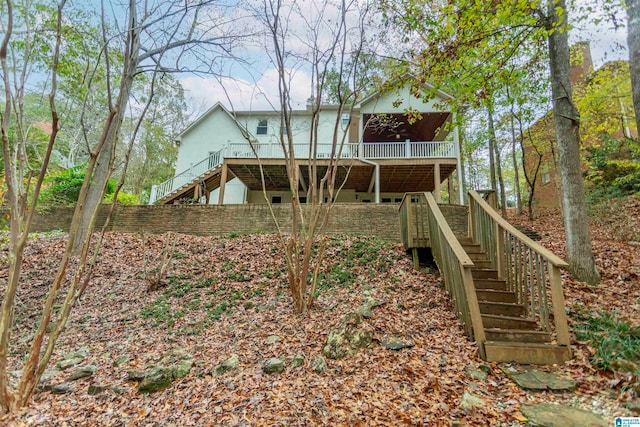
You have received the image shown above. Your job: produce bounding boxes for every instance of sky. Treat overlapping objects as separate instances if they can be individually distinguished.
[177,1,631,117]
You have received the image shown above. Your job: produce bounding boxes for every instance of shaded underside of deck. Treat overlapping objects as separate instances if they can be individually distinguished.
[159,157,457,204]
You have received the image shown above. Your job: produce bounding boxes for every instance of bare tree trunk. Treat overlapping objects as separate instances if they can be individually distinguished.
[547,0,600,284]
[627,0,640,133]
[487,107,498,194]
[73,0,140,254]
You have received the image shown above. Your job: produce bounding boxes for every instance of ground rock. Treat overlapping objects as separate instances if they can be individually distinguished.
[67,365,96,381]
[312,357,327,373]
[113,354,130,367]
[216,354,239,375]
[459,392,486,410]
[505,368,576,391]
[87,384,111,395]
[520,403,607,427]
[138,367,173,394]
[171,359,193,379]
[263,358,284,374]
[382,336,414,351]
[291,355,305,369]
[322,312,373,359]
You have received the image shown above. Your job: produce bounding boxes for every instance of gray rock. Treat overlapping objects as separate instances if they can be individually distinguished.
[56,357,84,371]
[459,392,486,410]
[382,337,414,351]
[113,354,130,367]
[171,359,193,379]
[322,312,373,359]
[87,384,110,396]
[39,370,59,383]
[505,369,577,392]
[67,365,96,381]
[127,370,147,382]
[465,366,489,382]
[138,367,173,394]
[50,384,74,394]
[262,358,284,374]
[291,355,305,369]
[267,335,281,344]
[626,401,640,415]
[520,403,607,427]
[312,357,327,373]
[160,348,192,365]
[357,305,373,319]
[216,354,240,375]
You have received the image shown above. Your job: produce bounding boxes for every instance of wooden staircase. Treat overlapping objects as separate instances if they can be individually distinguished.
[458,237,571,364]
[399,190,572,365]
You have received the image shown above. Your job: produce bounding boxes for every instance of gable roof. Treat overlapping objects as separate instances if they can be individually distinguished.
[179,102,253,141]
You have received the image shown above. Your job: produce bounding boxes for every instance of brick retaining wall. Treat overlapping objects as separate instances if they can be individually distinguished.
[3,203,468,242]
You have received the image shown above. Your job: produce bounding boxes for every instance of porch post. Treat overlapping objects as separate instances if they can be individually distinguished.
[218,163,228,205]
[433,163,441,203]
[453,113,464,205]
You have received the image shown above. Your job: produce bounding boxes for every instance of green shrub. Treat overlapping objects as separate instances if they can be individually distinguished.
[574,311,640,374]
[103,191,138,205]
[586,137,640,201]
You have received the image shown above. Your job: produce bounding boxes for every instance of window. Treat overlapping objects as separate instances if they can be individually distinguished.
[361,199,371,203]
[394,198,403,203]
[256,119,268,135]
[271,195,282,204]
[542,172,551,185]
[299,196,307,204]
[382,198,392,203]
[341,113,350,126]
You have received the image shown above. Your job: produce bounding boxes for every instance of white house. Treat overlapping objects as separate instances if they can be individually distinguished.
[149,84,463,205]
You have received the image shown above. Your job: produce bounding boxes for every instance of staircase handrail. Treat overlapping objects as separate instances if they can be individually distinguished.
[419,192,487,358]
[150,149,224,204]
[468,190,568,267]
[468,189,571,350]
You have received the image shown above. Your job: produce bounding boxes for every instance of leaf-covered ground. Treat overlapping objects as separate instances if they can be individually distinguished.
[0,199,639,426]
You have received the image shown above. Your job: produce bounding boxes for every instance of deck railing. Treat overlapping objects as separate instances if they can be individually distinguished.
[400,192,486,357]
[468,190,571,350]
[150,150,223,204]
[150,140,457,204]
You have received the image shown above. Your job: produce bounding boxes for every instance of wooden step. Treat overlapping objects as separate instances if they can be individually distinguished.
[457,237,475,245]
[472,268,499,280]
[479,302,526,317]
[461,244,484,254]
[474,278,508,291]
[472,260,494,269]
[475,289,517,303]
[482,314,538,330]
[468,252,490,262]
[484,341,572,364]
[484,328,551,343]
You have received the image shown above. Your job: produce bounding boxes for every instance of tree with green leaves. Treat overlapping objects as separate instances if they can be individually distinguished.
[0,0,249,412]
[627,0,640,132]
[380,0,601,284]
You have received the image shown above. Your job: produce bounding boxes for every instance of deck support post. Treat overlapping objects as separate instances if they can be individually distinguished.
[433,163,441,203]
[218,163,228,205]
[412,248,420,269]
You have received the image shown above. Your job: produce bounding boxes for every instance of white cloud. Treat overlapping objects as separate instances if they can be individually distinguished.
[180,68,312,114]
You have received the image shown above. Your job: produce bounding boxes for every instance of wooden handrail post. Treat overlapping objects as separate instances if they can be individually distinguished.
[406,195,414,248]
[495,223,505,279]
[462,266,486,359]
[468,197,476,241]
[549,266,571,350]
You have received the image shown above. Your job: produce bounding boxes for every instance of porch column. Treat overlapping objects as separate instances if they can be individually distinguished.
[448,176,455,204]
[453,114,464,205]
[433,163,441,203]
[218,163,228,205]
